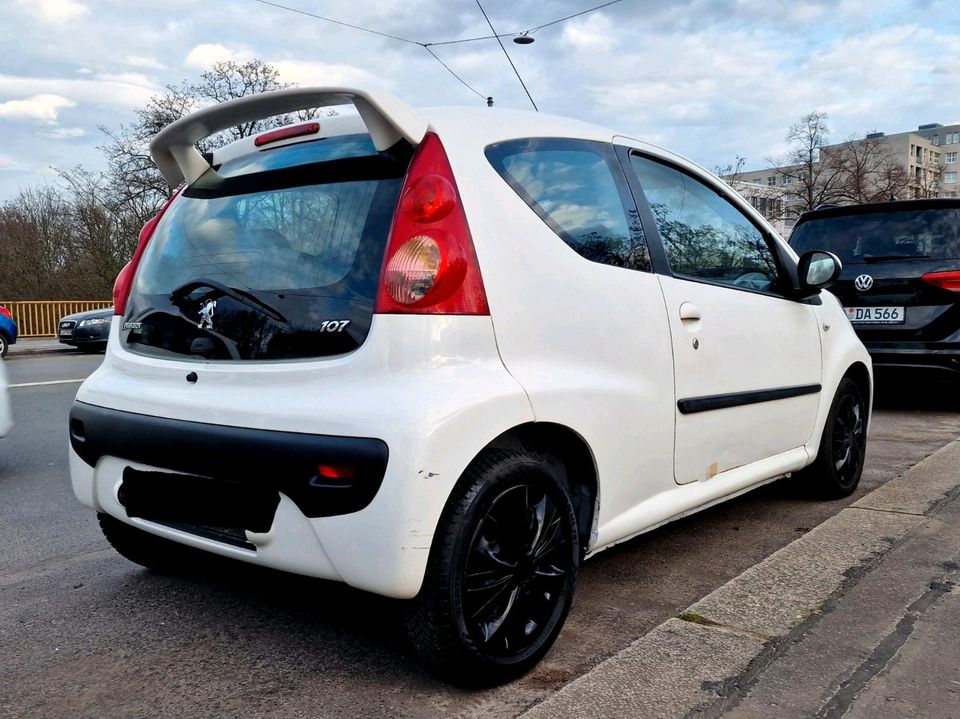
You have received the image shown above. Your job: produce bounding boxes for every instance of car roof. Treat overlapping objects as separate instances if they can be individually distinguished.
[795,198,960,228]
[211,103,719,192]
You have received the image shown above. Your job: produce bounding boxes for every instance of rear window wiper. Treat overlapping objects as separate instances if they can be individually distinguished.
[861,254,930,263]
[170,279,288,323]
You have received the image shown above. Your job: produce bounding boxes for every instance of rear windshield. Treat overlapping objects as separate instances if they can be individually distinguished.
[790,207,960,264]
[123,134,408,361]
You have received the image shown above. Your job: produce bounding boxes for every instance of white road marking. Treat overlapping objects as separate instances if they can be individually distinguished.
[9,379,86,388]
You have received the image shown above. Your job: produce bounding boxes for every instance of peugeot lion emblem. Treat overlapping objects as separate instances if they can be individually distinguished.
[854,274,874,292]
[197,299,217,330]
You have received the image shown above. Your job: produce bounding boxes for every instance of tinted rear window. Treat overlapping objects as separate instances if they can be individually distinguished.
[791,207,960,264]
[124,134,408,361]
[486,139,650,272]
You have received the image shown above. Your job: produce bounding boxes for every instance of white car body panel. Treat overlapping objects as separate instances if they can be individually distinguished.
[658,275,822,483]
[70,94,873,600]
[73,316,534,598]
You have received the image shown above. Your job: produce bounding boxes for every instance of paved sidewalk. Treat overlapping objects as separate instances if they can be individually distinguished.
[521,437,960,719]
[6,336,72,356]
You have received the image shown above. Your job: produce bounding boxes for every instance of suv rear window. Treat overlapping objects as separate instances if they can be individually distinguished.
[123,134,409,361]
[790,206,960,264]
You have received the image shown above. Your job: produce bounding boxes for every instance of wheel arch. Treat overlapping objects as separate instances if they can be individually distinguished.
[482,422,600,551]
[844,361,872,408]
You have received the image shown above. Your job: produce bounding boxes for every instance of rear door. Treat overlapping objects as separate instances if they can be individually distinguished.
[623,151,823,485]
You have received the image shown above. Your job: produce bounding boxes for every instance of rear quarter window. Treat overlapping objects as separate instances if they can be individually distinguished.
[485,139,651,272]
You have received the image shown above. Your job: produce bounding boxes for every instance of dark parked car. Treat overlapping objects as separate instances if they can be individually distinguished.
[790,199,960,379]
[0,304,17,358]
[58,308,113,352]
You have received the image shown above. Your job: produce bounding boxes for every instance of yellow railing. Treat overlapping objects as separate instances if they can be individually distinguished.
[1,300,113,338]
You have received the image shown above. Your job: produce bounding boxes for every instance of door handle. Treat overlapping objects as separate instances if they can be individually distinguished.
[679,302,702,321]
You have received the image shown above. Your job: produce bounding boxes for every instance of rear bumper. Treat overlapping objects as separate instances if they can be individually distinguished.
[864,343,960,377]
[70,402,389,518]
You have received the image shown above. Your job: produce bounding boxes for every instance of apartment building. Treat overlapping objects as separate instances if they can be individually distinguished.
[734,121,960,234]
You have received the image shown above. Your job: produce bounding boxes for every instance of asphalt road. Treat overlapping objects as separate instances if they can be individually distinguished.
[1,354,958,719]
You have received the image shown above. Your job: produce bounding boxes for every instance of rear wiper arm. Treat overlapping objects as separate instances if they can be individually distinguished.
[170,279,288,323]
[861,254,930,263]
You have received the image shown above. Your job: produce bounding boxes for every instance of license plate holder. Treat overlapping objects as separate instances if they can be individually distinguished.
[844,306,905,324]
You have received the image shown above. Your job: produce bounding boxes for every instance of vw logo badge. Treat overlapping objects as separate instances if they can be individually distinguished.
[854,274,874,291]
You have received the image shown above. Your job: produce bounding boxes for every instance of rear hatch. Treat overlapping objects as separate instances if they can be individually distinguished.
[790,203,960,343]
[122,132,411,360]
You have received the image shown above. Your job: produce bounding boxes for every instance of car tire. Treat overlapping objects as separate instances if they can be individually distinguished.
[0,333,8,358]
[406,449,580,686]
[798,377,868,498]
[98,512,206,573]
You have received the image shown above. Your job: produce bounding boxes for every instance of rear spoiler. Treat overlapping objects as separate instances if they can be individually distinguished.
[149,87,429,189]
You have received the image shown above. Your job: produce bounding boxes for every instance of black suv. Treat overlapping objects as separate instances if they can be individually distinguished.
[790,199,960,379]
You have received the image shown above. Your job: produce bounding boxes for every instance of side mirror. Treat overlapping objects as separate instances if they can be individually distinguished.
[797,250,841,292]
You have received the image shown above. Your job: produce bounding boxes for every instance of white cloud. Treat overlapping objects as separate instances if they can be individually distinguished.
[0,74,158,111]
[269,60,384,89]
[0,154,31,172]
[19,0,89,23]
[0,94,75,123]
[124,55,166,70]
[184,43,253,68]
[41,127,87,139]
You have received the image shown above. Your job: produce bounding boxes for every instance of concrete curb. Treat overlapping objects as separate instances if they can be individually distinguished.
[520,438,960,719]
[6,340,74,357]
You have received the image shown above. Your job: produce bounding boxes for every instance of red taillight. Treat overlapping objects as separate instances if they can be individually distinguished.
[922,270,960,293]
[375,132,488,315]
[0,306,11,320]
[113,192,179,315]
[254,122,320,147]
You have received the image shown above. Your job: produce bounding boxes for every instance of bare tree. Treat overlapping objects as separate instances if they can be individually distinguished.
[714,155,747,184]
[99,59,303,218]
[770,112,848,213]
[823,133,912,203]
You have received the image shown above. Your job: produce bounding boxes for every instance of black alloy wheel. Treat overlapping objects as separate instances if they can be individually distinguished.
[799,377,868,498]
[831,389,866,488]
[407,449,580,685]
[462,482,572,657]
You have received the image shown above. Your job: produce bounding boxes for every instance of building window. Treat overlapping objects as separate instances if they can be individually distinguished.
[767,176,776,186]
[783,175,792,185]
[947,152,958,164]
[933,135,940,145]
[946,132,960,145]
[945,171,958,184]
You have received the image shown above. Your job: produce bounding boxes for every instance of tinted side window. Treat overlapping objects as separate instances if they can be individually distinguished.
[486,139,650,272]
[630,154,780,292]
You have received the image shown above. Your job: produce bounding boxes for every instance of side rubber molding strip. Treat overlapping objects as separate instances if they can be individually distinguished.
[677,383,821,415]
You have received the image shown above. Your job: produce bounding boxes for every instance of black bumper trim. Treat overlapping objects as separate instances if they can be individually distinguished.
[69,402,388,518]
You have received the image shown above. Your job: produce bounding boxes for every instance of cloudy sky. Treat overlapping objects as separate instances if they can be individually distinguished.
[0,0,958,200]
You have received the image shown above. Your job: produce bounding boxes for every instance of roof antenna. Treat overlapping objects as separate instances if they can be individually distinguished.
[487,96,494,107]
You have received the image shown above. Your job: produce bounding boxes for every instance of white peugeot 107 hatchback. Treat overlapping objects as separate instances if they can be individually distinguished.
[69,88,871,684]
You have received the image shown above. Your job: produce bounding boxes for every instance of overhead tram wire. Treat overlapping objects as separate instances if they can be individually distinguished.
[474,0,537,111]
[250,0,627,104]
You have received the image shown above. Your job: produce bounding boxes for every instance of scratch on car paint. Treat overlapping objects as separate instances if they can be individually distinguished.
[706,462,719,479]
[418,470,440,478]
